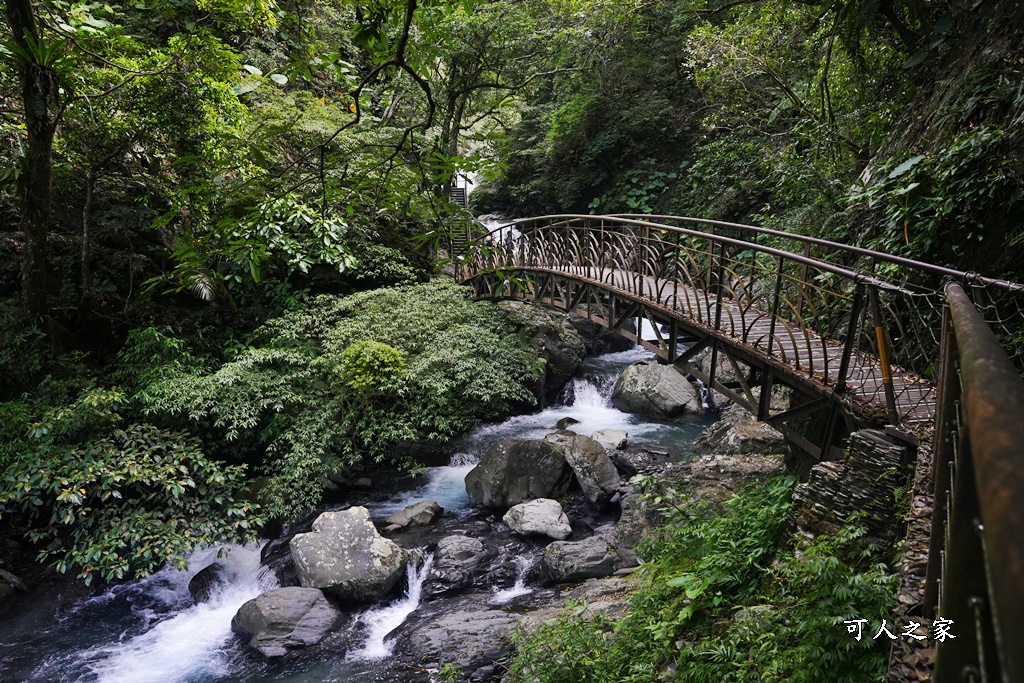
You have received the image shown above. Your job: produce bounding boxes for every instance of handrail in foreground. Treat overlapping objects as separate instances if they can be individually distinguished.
[926,281,1024,683]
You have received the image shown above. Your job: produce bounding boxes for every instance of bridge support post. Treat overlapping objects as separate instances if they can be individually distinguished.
[835,283,866,392]
[868,285,900,425]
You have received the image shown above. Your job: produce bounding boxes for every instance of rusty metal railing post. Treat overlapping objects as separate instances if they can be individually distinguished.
[868,285,900,425]
[834,281,866,394]
[673,232,680,313]
[767,257,785,359]
[930,282,1024,683]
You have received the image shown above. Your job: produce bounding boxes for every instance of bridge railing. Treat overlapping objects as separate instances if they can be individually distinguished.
[926,282,1024,683]
[610,213,1024,376]
[457,216,920,424]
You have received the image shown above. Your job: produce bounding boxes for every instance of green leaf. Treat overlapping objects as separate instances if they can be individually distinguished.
[887,156,926,180]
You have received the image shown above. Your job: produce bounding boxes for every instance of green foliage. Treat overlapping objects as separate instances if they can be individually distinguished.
[138,280,539,516]
[589,161,681,214]
[338,341,406,391]
[0,388,258,584]
[849,123,1022,264]
[505,476,898,683]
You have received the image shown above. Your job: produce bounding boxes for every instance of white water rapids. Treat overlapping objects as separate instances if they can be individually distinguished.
[346,557,433,661]
[0,346,711,683]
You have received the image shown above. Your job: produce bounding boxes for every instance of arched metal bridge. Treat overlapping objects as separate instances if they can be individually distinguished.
[451,213,1024,683]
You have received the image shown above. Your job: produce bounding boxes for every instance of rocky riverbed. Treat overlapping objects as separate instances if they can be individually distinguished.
[0,313,796,683]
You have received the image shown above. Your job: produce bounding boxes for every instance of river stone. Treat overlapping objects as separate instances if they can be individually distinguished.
[231,586,340,658]
[503,498,572,540]
[289,507,406,603]
[188,562,227,603]
[606,490,655,568]
[555,416,580,430]
[427,535,492,596]
[542,537,620,583]
[396,596,520,680]
[465,438,572,510]
[544,431,621,508]
[695,404,787,455]
[592,428,628,450]
[496,300,587,404]
[567,313,635,355]
[385,500,443,531]
[611,361,703,417]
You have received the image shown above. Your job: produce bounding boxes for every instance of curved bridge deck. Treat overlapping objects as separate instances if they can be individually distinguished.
[455,214,1024,459]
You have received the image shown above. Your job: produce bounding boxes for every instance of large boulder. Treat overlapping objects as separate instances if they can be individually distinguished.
[503,499,572,540]
[496,300,587,404]
[231,587,340,658]
[542,537,620,583]
[465,438,572,510]
[611,361,703,417]
[606,490,656,568]
[394,595,521,682]
[289,507,406,603]
[695,404,787,455]
[544,432,621,508]
[426,535,492,596]
[385,500,443,531]
[567,313,635,355]
[592,428,628,451]
[188,562,227,603]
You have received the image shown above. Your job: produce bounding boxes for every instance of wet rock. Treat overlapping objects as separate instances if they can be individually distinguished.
[695,404,787,455]
[592,428,628,450]
[497,300,588,404]
[385,500,443,531]
[611,361,703,417]
[0,582,16,616]
[189,562,227,603]
[261,537,299,587]
[567,313,635,355]
[395,595,520,680]
[231,586,340,658]
[289,507,406,603]
[542,537,619,582]
[544,431,621,508]
[465,438,572,511]
[503,499,572,540]
[426,535,492,596]
[606,491,655,568]
[555,416,580,430]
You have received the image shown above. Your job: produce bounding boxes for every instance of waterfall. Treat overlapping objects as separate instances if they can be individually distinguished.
[347,556,434,661]
[490,555,536,604]
[694,378,711,410]
[77,544,277,683]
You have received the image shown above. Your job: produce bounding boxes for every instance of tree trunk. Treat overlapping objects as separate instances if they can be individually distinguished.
[5,0,56,322]
[80,168,94,310]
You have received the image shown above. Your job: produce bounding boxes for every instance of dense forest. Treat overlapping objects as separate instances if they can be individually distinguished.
[1,0,1022,677]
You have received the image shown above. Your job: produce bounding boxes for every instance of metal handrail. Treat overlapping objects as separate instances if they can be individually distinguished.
[472,214,907,293]
[927,282,1024,683]
[608,214,1024,293]
[484,213,1023,293]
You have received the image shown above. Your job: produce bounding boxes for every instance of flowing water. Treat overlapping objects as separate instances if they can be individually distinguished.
[0,346,711,683]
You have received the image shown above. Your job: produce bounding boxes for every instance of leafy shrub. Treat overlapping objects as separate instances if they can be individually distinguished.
[139,279,540,516]
[505,476,898,683]
[338,340,406,391]
[0,388,258,584]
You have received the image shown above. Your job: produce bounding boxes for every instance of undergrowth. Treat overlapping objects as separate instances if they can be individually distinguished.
[505,476,898,682]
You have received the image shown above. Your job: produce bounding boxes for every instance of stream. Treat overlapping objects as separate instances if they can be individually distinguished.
[0,347,711,683]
